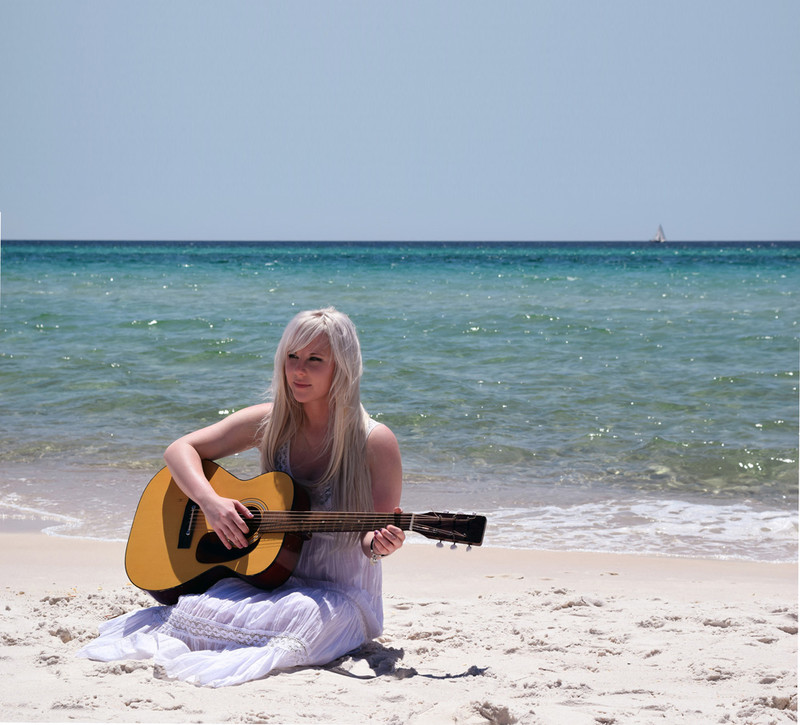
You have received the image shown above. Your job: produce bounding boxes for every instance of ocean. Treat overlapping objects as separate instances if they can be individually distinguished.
[1,241,797,562]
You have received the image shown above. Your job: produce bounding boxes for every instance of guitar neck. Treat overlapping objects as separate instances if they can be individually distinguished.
[256,511,411,535]
[253,510,485,545]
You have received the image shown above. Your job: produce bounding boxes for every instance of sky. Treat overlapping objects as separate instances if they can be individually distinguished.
[1,1,798,242]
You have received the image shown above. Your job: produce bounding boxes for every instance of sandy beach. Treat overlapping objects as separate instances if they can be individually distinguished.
[0,532,796,724]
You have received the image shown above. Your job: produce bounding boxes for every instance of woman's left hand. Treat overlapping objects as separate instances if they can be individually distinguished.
[371,507,406,557]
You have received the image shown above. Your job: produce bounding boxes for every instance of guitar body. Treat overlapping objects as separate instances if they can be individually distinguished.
[125,461,309,605]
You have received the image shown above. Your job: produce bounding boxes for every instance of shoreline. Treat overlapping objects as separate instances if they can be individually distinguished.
[0,532,796,723]
[2,492,797,565]
[4,511,798,566]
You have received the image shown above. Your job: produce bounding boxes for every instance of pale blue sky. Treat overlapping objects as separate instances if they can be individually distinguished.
[1,1,798,241]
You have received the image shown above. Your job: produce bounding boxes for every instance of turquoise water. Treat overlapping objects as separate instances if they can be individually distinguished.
[1,241,797,561]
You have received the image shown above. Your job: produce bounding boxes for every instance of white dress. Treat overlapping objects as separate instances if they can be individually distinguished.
[77,426,384,687]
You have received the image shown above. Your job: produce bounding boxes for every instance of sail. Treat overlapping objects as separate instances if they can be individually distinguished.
[651,225,666,243]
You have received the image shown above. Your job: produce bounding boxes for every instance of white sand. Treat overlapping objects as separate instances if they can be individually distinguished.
[0,533,796,724]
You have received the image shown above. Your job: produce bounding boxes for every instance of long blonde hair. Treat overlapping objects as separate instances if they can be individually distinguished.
[259,308,373,512]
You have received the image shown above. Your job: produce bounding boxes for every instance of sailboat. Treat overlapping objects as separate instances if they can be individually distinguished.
[650,224,666,243]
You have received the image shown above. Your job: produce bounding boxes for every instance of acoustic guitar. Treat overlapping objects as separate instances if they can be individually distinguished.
[125,461,487,604]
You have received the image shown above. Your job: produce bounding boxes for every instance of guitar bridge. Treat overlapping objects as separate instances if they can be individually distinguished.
[178,499,199,549]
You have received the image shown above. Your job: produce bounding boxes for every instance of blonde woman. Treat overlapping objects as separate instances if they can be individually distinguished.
[79,308,404,687]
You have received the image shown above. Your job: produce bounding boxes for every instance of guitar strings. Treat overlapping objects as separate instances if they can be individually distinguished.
[183,510,478,538]
[188,511,433,530]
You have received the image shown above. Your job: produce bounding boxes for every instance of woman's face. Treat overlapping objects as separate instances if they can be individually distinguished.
[285,334,335,406]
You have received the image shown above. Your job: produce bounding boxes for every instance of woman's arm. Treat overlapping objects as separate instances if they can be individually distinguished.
[163,403,271,550]
[361,423,405,560]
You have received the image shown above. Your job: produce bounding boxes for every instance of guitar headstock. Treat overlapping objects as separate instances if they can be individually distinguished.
[411,512,486,546]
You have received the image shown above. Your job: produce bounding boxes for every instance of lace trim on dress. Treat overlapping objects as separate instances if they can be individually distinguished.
[158,607,307,654]
[275,440,289,476]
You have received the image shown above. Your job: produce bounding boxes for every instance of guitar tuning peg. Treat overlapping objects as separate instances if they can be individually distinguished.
[466,545,472,552]
[450,543,458,550]
[436,541,443,548]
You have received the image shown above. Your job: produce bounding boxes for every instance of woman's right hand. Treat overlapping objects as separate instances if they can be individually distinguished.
[201,494,254,550]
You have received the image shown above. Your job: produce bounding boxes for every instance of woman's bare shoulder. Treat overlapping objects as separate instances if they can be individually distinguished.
[233,402,273,421]
[366,422,401,467]
[367,421,399,448]
[366,422,402,510]
[213,402,272,433]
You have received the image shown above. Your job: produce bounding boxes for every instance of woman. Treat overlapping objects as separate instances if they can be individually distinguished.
[78,308,404,687]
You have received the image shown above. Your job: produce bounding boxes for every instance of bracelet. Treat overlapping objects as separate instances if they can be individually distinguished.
[369,538,386,565]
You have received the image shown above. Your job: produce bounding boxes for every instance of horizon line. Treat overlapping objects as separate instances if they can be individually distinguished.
[4,238,800,245]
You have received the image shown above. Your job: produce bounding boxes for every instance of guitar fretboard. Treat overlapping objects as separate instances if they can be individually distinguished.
[247,511,479,543]
[254,511,412,534]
